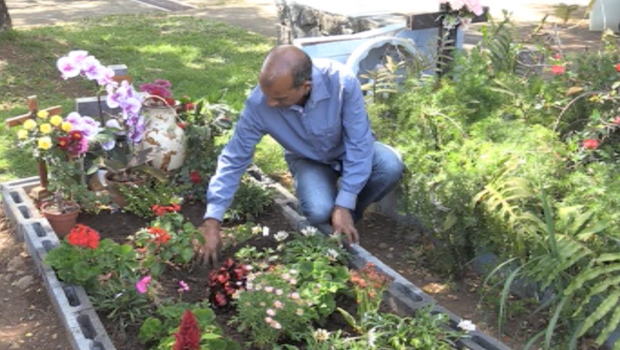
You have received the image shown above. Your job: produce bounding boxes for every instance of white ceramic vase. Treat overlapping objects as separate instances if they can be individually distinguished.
[140,103,187,172]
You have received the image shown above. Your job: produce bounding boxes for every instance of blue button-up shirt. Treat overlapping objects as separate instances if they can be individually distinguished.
[205,58,375,221]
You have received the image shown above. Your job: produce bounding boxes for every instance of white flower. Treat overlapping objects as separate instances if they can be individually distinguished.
[232,290,242,299]
[275,289,284,296]
[262,226,270,237]
[281,273,290,280]
[289,269,298,275]
[289,278,297,285]
[289,292,300,300]
[266,308,276,316]
[301,226,317,237]
[252,225,262,234]
[264,286,274,293]
[264,316,273,324]
[246,282,254,290]
[326,248,340,260]
[246,273,256,282]
[313,329,329,342]
[273,300,283,309]
[367,328,377,347]
[270,321,282,329]
[296,308,304,316]
[458,319,476,332]
[274,231,289,242]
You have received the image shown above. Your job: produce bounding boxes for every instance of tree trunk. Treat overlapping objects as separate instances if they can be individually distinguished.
[0,0,12,33]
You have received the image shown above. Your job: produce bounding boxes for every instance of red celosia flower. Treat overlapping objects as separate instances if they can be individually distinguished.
[189,170,201,184]
[616,63,620,72]
[67,224,100,249]
[148,227,171,245]
[583,138,600,150]
[172,310,201,350]
[551,65,565,75]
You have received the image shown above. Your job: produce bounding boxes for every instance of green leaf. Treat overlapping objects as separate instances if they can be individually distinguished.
[578,289,620,338]
[565,264,620,296]
[193,308,216,326]
[138,317,163,343]
[595,304,620,345]
[181,247,195,263]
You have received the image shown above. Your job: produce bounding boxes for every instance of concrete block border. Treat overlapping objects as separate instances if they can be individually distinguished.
[247,165,513,350]
[1,177,117,350]
[3,170,511,350]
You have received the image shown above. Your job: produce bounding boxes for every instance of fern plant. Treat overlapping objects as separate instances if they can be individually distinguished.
[477,173,618,349]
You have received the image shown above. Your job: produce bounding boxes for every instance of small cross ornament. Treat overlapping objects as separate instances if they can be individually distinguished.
[5,95,62,201]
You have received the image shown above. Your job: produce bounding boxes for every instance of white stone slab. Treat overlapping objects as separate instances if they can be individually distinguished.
[287,0,439,17]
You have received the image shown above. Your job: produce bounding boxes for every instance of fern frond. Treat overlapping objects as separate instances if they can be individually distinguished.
[565,263,620,296]
[577,289,620,338]
[575,274,620,317]
[539,236,592,289]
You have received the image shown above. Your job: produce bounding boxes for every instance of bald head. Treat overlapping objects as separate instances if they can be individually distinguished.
[260,45,312,90]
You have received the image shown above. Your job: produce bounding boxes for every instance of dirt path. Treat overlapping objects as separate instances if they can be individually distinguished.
[0,209,71,350]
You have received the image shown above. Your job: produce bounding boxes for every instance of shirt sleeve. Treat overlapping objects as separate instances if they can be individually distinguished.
[204,103,264,221]
[334,72,375,210]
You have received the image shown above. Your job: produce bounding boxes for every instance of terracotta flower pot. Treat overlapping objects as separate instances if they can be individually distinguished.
[41,201,80,237]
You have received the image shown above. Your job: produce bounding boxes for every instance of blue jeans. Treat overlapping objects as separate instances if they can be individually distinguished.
[287,142,404,224]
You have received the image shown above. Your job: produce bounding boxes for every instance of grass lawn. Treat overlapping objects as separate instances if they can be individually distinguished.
[0,14,288,183]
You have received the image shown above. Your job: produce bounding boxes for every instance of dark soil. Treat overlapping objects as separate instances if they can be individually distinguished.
[78,203,363,350]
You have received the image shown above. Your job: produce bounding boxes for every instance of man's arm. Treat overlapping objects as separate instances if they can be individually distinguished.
[204,103,265,221]
[334,72,375,211]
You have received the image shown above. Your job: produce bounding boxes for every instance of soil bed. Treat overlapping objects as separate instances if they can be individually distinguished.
[77,200,524,349]
[78,203,361,349]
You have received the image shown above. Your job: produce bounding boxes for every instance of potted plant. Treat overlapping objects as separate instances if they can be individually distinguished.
[14,110,105,236]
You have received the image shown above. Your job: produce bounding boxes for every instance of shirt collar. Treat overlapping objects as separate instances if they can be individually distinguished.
[306,64,330,107]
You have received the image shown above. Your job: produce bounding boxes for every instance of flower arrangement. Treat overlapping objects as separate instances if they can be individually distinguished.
[438,0,484,29]
[15,108,104,212]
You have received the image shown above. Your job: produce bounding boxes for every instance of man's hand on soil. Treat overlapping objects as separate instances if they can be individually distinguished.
[331,205,359,244]
[196,218,222,268]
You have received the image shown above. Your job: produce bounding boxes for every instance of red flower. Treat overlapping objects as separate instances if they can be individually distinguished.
[616,63,620,72]
[57,136,70,149]
[551,65,565,75]
[554,53,562,60]
[583,139,600,150]
[172,310,201,350]
[151,203,180,216]
[148,227,171,245]
[214,292,227,306]
[177,122,189,129]
[185,103,195,111]
[189,170,201,184]
[70,130,83,140]
[67,224,100,249]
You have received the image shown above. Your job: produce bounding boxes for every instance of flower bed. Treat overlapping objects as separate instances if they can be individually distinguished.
[64,201,473,350]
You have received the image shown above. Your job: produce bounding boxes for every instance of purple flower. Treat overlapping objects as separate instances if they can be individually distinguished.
[179,280,190,292]
[96,66,116,86]
[135,276,152,294]
[81,56,103,81]
[65,112,101,140]
[101,140,116,151]
[56,50,89,79]
[128,115,146,144]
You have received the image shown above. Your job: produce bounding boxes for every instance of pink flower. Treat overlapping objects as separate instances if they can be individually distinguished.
[583,139,599,150]
[179,280,190,292]
[613,116,620,125]
[551,65,565,75]
[274,300,283,309]
[135,276,152,294]
[266,308,276,316]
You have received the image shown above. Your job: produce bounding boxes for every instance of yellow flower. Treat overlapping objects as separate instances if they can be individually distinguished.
[50,115,63,126]
[61,122,72,132]
[39,123,52,134]
[23,119,37,130]
[37,110,49,119]
[38,137,52,150]
[17,129,28,140]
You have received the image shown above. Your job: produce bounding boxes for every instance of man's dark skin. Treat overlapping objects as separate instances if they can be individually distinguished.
[196,45,360,267]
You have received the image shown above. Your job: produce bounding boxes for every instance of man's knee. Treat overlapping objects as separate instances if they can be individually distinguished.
[302,204,332,225]
[379,144,405,183]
